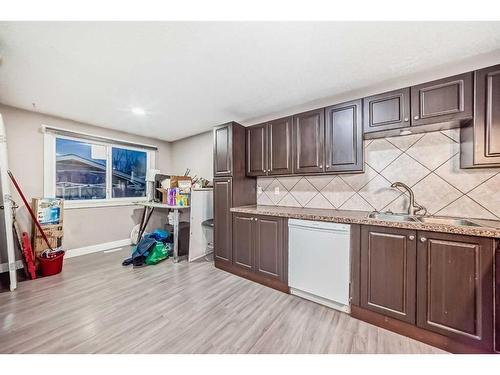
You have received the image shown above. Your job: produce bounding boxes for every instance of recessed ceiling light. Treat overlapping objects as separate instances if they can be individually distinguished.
[131,107,146,115]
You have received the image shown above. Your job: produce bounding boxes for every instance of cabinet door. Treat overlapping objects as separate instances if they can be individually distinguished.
[363,88,411,133]
[292,109,325,174]
[360,226,417,324]
[462,65,500,167]
[246,124,267,176]
[254,216,284,280]
[411,72,473,126]
[496,241,500,353]
[232,214,254,270]
[416,232,494,351]
[325,99,363,173]
[268,117,293,175]
[213,177,232,263]
[213,124,233,177]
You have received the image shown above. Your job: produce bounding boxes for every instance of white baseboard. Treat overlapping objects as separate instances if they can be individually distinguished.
[0,260,24,274]
[66,238,131,259]
[290,288,351,314]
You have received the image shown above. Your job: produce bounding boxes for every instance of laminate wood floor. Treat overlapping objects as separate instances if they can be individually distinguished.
[0,248,446,354]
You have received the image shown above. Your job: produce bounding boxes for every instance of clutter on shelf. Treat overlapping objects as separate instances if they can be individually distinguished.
[156,175,192,206]
[150,167,212,206]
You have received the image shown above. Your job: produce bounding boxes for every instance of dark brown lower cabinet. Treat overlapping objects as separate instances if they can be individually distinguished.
[227,213,288,292]
[232,214,253,269]
[360,226,417,324]
[213,177,232,264]
[254,215,285,280]
[354,225,496,353]
[496,241,500,353]
[416,232,495,352]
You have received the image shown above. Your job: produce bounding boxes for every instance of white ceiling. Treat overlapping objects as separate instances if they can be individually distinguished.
[1,22,500,141]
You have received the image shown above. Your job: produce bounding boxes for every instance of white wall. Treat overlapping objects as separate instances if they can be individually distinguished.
[0,104,174,253]
[170,130,213,182]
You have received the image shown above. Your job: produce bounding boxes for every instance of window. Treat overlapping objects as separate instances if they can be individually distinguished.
[111,147,147,198]
[44,129,155,208]
[56,138,107,200]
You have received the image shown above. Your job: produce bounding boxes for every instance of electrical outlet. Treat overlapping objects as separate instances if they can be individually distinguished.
[274,186,280,195]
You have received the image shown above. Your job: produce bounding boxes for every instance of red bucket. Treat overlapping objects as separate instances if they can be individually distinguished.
[38,252,65,277]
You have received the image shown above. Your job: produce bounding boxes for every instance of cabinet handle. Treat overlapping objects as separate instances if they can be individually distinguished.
[408,235,415,241]
[404,117,409,122]
[414,115,419,120]
[420,237,427,243]
[326,165,330,168]
[319,165,323,168]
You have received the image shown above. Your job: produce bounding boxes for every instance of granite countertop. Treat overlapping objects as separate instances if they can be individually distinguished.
[230,205,500,238]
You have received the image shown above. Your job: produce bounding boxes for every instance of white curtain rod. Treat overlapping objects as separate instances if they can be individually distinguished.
[40,125,159,151]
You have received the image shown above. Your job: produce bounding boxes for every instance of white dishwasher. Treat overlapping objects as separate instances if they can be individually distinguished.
[288,219,351,313]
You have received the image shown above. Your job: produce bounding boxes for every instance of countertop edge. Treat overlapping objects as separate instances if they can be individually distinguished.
[230,206,500,239]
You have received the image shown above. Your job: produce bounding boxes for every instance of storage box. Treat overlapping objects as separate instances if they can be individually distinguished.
[32,224,64,264]
[32,198,64,225]
[31,198,64,267]
[156,187,190,206]
[170,176,192,190]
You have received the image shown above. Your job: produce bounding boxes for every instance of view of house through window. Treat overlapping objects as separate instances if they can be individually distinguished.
[55,137,148,201]
[56,138,107,200]
[112,147,147,198]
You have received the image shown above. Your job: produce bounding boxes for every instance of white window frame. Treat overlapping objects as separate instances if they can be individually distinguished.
[44,130,156,209]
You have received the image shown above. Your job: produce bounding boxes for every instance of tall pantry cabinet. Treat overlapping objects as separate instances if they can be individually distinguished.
[213,122,256,267]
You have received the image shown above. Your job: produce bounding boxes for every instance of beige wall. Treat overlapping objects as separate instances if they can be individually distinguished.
[0,104,174,252]
[170,130,213,182]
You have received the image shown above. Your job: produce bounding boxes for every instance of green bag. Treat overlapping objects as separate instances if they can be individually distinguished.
[145,241,169,265]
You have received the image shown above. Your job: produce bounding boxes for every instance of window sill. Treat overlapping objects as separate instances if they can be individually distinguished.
[64,199,147,210]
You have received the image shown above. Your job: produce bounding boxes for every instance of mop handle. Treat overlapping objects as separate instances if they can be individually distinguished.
[7,170,54,251]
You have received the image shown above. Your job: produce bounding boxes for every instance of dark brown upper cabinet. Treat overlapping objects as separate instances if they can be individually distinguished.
[292,108,325,174]
[325,99,363,173]
[246,123,267,176]
[213,123,233,177]
[246,117,292,177]
[213,177,233,264]
[416,232,495,352]
[461,64,500,168]
[411,72,473,127]
[363,88,411,134]
[360,225,417,324]
[214,122,247,178]
[268,117,293,175]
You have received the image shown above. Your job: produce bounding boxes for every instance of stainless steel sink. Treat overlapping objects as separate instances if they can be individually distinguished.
[416,217,480,227]
[368,212,418,222]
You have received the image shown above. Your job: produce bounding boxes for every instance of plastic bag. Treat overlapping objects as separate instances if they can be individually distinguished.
[145,229,170,242]
[145,241,169,265]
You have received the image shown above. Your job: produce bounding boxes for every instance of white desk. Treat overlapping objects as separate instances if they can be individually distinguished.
[135,202,190,263]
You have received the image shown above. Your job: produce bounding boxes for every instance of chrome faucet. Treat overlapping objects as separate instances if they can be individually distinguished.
[390,181,427,216]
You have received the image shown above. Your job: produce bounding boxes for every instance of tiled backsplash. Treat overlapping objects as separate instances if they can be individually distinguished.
[257,129,500,221]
